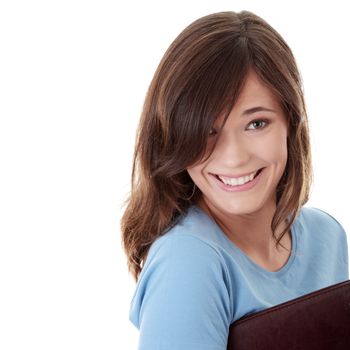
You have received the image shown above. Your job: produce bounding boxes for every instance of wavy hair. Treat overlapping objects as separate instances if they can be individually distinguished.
[121,11,312,281]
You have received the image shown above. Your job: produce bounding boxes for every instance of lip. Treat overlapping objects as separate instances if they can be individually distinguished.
[209,168,264,192]
[213,170,258,179]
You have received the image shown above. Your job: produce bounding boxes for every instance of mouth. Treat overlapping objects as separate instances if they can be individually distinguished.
[209,168,265,192]
[211,168,264,187]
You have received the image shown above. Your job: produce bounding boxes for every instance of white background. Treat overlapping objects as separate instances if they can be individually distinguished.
[0,0,349,349]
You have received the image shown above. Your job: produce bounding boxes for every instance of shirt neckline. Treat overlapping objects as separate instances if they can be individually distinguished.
[191,204,299,278]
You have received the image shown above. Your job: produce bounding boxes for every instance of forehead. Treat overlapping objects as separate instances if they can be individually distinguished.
[234,70,282,112]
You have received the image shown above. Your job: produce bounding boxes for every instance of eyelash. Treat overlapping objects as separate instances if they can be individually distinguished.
[246,119,269,130]
[208,119,269,136]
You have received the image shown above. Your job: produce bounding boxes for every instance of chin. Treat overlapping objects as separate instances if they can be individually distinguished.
[210,197,267,217]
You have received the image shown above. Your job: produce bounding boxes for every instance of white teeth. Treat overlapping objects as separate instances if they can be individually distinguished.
[218,170,257,186]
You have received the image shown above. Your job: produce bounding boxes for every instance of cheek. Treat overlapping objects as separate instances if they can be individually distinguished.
[187,166,202,185]
[187,162,209,189]
[259,130,288,166]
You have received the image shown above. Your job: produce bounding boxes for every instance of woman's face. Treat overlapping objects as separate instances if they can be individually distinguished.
[186,70,288,216]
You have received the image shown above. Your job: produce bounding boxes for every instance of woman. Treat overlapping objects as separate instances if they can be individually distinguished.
[121,10,349,349]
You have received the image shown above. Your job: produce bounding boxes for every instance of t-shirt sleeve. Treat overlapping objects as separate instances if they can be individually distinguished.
[129,234,233,350]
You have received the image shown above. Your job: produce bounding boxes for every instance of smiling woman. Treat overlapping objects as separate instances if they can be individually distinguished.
[120,10,349,350]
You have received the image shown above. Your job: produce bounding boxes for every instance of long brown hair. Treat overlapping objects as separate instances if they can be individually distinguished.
[121,11,312,282]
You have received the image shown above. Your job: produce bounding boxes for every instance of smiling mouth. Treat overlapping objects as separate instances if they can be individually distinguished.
[213,168,263,186]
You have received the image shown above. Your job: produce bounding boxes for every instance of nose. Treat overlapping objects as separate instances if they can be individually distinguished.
[211,132,251,168]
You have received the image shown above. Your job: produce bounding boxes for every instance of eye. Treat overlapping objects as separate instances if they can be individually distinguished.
[246,119,268,130]
[208,127,218,137]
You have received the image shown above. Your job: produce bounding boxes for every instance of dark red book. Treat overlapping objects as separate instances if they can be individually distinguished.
[227,279,350,350]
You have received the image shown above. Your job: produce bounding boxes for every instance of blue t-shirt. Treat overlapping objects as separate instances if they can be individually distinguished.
[129,205,349,350]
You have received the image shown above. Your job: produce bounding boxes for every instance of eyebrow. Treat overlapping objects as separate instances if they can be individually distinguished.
[241,106,276,116]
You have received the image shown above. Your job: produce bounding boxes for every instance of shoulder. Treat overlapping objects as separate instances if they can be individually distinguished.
[142,229,227,283]
[299,206,345,231]
[144,205,224,266]
[134,207,232,307]
[297,206,347,243]
[297,206,349,281]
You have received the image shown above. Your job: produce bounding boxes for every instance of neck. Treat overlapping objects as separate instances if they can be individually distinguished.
[197,197,290,263]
